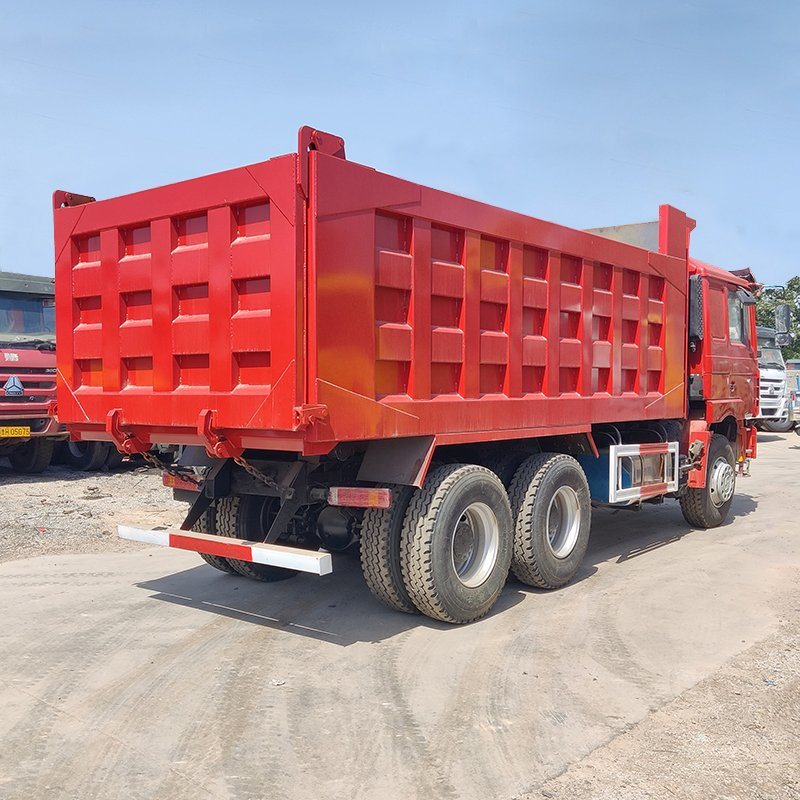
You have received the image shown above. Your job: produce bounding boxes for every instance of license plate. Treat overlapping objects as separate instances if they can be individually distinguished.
[0,426,31,438]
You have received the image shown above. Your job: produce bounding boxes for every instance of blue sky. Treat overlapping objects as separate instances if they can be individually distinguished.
[1,0,797,284]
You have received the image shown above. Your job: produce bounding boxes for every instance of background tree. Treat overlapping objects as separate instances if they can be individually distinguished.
[755,276,800,360]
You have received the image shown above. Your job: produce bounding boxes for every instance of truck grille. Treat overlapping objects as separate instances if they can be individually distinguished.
[0,371,56,405]
[760,378,785,398]
[2,394,53,403]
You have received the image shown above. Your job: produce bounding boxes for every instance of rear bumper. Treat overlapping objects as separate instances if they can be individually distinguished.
[118,525,333,576]
[757,397,788,421]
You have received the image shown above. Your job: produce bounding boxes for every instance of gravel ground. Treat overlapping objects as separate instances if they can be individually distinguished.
[525,617,800,800]
[0,460,183,563]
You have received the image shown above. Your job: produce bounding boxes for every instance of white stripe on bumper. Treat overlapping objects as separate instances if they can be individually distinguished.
[118,526,170,547]
[117,525,333,576]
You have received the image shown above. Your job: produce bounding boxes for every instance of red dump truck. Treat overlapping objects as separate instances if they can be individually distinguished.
[53,127,759,623]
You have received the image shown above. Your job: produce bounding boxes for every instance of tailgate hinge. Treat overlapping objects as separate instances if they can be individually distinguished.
[197,409,243,459]
[106,409,148,454]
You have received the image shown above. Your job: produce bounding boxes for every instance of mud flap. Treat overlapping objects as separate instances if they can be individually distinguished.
[357,435,436,488]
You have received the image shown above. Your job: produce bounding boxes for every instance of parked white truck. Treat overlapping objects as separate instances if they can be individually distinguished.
[756,326,791,432]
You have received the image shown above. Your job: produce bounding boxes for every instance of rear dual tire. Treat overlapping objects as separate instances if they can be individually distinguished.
[360,486,418,614]
[508,454,592,589]
[482,449,528,488]
[400,465,513,624]
[64,441,108,471]
[193,496,300,581]
[215,495,299,582]
[192,505,238,575]
[360,457,592,623]
[63,441,124,471]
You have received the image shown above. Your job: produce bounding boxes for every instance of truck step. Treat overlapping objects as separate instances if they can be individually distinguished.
[117,525,333,576]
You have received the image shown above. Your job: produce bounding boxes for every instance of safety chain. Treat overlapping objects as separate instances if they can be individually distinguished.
[139,450,282,494]
[140,450,202,486]
[232,455,284,494]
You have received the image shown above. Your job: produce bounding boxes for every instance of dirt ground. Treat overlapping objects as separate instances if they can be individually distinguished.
[0,460,182,563]
[0,434,798,800]
[525,619,800,800]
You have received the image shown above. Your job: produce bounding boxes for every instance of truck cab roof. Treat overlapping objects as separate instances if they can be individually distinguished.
[689,258,754,289]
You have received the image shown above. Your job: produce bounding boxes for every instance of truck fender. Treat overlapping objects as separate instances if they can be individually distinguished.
[745,423,758,460]
[687,421,711,489]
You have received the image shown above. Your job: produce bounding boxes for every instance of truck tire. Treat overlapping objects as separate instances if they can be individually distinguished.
[400,464,513,624]
[482,450,528,488]
[360,485,418,614]
[52,441,69,465]
[9,438,54,474]
[680,434,736,528]
[64,441,109,471]
[192,504,237,574]
[762,416,794,433]
[508,454,591,589]
[216,494,298,582]
[104,446,125,470]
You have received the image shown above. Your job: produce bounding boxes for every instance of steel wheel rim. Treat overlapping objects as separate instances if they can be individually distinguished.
[546,486,581,558]
[709,457,735,508]
[450,501,500,588]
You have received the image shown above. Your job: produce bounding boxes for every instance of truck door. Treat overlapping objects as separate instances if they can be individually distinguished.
[703,278,757,418]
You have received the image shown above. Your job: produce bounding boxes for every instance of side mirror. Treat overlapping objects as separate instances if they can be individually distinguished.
[688,275,703,340]
[775,303,792,335]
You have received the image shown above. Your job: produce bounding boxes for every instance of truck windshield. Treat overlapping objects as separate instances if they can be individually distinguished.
[758,346,785,370]
[0,293,56,342]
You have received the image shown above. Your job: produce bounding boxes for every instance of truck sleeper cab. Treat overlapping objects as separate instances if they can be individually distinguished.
[54,127,759,624]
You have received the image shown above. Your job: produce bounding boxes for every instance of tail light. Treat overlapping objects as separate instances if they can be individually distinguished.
[163,472,200,492]
[328,487,392,508]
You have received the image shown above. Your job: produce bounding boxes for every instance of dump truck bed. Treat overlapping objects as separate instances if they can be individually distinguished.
[54,128,690,456]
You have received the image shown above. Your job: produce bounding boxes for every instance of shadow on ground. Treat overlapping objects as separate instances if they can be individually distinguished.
[137,553,529,647]
[587,490,757,562]
[136,492,757,644]
[757,433,794,444]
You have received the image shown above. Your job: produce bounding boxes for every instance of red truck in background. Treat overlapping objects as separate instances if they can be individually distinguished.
[0,271,64,471]
[53,126,760,624]
[0,270,123,473]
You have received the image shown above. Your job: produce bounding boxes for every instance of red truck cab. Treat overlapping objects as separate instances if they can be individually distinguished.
[0,272,66,472]
[686,259,759,485]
